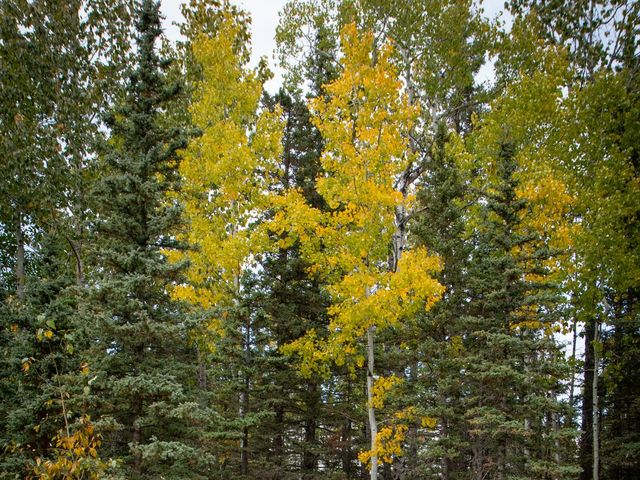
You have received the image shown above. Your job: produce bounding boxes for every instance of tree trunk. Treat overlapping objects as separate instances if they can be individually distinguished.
[273,403,285,476]
[240,390,249,476]
[342,377,353,476]
[569,312,578,410]
[524,417,531,459]
[303,381,319,473]
[240,313,251,477]
[195,344,208,410]
[592,320,600,480]
[580,317,595,480]
[67,237,84,285]
[441,417,450,480]
[551,391,561,468]
[366,325,378,480]
[16,212,25,301]
[472,439,484,480]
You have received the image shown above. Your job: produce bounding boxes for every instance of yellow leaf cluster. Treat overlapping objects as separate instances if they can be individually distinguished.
[34,415,106,479]
[358,423,409,466]
[278,23,443,375]
[370,375,402,409]
[463,42,575,267]
[169,16,284,319]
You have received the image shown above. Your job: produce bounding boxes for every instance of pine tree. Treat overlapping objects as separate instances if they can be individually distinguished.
[458,140,577,480]
[245,90,333,478]
[409,123,473,479]
[87,1,214,477]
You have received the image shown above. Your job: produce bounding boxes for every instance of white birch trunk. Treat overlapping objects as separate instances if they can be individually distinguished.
[367,325,378,480]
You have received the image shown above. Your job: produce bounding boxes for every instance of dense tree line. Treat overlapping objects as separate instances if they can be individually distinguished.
[0,0,638,479]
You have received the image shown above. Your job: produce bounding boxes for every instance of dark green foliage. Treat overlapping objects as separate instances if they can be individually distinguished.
[87,1,215,477]
[0,234,86,478]
[409,123,473,479]
[412,134,578,479]
[461,142,576,479]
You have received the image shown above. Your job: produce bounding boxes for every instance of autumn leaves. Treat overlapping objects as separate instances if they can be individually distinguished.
[173,19,444,473]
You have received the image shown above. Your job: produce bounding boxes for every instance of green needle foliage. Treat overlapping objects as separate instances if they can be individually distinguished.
[87,1,215,477]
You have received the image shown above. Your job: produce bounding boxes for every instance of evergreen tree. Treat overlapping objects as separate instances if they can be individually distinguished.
[88,1,214,477]
[248,90,332,478]
[410,123,473,479]
[0,1,132,477]
[459,140,577,480]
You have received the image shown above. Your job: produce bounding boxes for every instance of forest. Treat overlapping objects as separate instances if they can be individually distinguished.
[0,0,639,479]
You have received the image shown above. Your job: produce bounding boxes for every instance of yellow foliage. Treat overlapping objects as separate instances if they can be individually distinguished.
[33,415,106,479]
[168,16,284,342]
[279,25,443,376]
[359,423,409,466]
[370,375,402,409]
[421,416,438,429]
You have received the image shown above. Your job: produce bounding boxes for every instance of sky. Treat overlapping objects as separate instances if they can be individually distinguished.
[160,0,290,91]
[159,0,512,92]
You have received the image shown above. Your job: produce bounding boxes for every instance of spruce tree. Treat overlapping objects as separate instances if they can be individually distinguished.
[249,90,330,478]
[410,123,473,479]
[460,141,577,480]
[88,1,214,477]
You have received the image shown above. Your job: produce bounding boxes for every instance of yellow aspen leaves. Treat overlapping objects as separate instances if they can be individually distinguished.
[370,375,402,409]
[169,16,284,321]
[358,424,409,466]
[275,23,443,375]
[271,23,444,470]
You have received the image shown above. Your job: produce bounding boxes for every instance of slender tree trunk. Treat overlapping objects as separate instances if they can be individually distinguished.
[441,417,450,480]
[580,318,595,480]
[196,344,208,409]
[67,237,84,285]
[303,381,319,473]
[16,212,25,301]
[592,320,600,480]
[240,312,251,476]
[524,417,531,459]
[240,393,249,475]
[273,403,285,476]
[552,411,561,466]
[342,377,353,477]
[569,312,578,410]
[132,346,144,473]
[366,325,378,480]
[472,440,484,480]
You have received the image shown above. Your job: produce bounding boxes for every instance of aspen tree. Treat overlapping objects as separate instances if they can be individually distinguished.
[275,24,443,479]
[168,14,284,476]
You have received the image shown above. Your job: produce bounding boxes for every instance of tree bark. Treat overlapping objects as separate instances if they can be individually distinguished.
[472,439,484,480]
[580,317,595,480]
[342,377,353,477]
[240,313,251,476]
[569,312,578,411]
[67,237,84,285]
[16,212,25,301]
[273,403,285,476]
[366,325,378,480]
[303,381,319,473]
[592,320,600,480]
